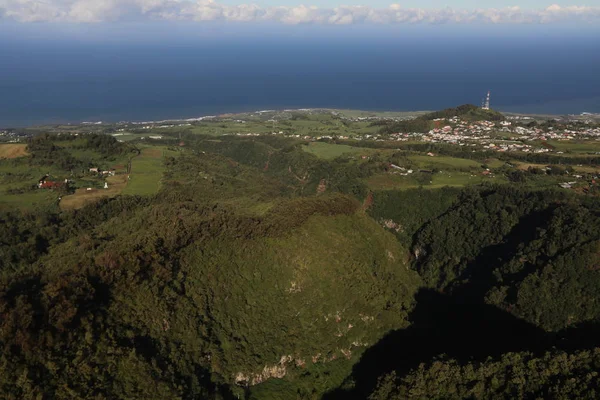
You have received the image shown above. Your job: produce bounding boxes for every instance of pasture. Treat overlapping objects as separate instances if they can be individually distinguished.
[546,140,600,154]
[407,155,481,169]
[0,191,58,211]
[365,171,498,191]
[123,147,179,196]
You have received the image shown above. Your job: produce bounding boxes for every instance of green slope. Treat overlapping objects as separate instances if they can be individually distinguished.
[0,194,421,399]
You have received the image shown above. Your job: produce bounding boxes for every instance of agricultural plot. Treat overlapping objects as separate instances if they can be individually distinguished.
[484,158,507,169]
[0,144,28,159]
[545,140,600,154]
[365,171,495,191]
[122,146,179,196]
[407,155,482,169]
[187,112,381,138]
[111,132,145,142]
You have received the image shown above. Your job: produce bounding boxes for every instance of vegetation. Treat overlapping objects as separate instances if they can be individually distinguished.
[370,349,600,400]
[419,104,505,122]
[2,108,600,399]
[376,104,505,134]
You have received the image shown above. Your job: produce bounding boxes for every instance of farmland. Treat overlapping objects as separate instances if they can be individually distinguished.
[0,144,28,159]
[407,154,482,169]
[122,146,179,196]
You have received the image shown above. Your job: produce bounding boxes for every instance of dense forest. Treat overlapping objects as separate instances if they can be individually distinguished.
[1,132,600,399]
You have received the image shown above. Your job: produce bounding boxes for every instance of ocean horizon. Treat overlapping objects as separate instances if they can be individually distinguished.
[2,30,599,128]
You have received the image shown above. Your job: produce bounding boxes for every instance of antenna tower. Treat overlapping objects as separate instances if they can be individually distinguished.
[483,90,491,110]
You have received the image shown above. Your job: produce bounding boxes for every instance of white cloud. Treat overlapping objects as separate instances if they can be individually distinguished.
[0,0,599,24]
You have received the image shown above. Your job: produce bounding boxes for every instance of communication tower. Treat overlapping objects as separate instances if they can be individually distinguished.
[482,91,491,110]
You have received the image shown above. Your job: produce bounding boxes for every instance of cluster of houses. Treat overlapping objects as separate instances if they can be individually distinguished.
[89,167,115,176]
[38,167,116,191]
[38,175,69,189]
[0,130,30,142]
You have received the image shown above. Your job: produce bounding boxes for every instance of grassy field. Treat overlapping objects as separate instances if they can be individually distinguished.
[302,142,365,159]
[485,158,507,169]
[0,144,28,159]
[407,155,482,169]
[546,140,600,154]
[186,113,383,138]
[61,146,179,209]
[0,191,58,211]
[365,171,497,191]
[332,109,430,119]
[0,157,68,210]
[122,147,179,196]
[111,132,144,142]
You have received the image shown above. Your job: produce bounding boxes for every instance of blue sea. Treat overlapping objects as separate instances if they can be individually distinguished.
[1,24,599,127]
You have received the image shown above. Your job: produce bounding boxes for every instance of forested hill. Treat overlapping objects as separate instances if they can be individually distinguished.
[376,104,505,134]
[419,103,505,121]
[2,132,600,399]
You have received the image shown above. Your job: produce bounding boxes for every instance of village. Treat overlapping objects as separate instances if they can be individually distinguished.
[224,115,600,155]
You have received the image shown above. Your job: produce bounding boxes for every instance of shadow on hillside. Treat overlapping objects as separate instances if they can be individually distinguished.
[456,207,559,301]
[323,288,550,400]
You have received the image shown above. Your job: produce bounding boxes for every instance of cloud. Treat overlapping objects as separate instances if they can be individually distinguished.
[0,0,599,24]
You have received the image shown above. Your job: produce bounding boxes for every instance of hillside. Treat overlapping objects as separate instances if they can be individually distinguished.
[0,136,422,398]
[2,126,600,399]
[370,348,600,399]
[419,104,505,121]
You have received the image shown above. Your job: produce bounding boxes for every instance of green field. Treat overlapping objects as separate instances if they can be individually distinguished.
[0,191,59,211]
[111,132,145,142]
[546,140,600,154]
[123,147,179,196]
[365,171,498,191]
[408,154,482,169]
[0,159,65,210]
[187,112,382,138]
[302,142,365,159]
[485,158,507,168]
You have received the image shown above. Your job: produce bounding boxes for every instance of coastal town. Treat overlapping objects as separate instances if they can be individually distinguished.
[225,111,600,155]
[2,109,600,157]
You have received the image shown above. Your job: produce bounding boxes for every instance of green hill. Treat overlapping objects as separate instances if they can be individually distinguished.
[419,104,505,121]
[0,191,420,398]
[377,104,505,134]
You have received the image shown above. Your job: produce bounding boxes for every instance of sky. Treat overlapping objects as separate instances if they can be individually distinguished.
[1,0,599,25]
[218,0,600,8]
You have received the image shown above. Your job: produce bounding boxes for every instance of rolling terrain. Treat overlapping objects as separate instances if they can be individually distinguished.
[1,108,600,398]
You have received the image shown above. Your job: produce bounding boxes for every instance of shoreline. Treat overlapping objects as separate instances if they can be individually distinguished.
[8,107,599,130]
[3,106,600,130]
